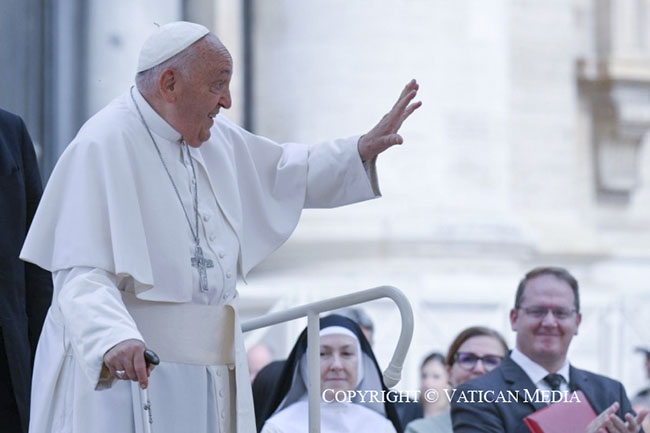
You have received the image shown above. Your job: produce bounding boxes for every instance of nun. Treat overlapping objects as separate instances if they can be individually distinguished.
[259,315,401,433]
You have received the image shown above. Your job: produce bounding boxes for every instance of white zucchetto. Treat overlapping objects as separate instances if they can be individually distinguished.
[137,21,210,73]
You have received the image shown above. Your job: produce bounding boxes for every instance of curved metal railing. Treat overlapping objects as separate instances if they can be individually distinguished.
[242,285,414,433]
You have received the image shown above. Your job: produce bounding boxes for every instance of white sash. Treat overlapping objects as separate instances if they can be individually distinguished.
[120,291,235,365]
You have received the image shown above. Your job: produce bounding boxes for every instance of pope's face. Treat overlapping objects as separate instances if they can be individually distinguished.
[510,274,581,367]
[174,36,232,147]
[320,334,358,396]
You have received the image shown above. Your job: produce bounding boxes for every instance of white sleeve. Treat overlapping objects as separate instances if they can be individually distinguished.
[54,267,144,390]
[304,136,381,208]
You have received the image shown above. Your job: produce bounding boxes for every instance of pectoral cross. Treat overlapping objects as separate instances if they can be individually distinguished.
[191,246,214,292]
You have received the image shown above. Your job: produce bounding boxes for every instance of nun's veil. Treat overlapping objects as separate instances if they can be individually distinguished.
[257,315,402,432]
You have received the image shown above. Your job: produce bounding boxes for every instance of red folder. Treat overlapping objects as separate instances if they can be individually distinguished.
[524,390,597,433]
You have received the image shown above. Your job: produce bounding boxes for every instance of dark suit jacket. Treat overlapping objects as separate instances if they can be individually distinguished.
[451,355,640,433]
[0,108,52,433]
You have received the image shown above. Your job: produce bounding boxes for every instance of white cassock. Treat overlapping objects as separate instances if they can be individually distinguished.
[20,88,379,433]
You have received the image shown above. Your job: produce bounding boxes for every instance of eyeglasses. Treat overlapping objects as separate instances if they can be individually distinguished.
[519,306,577,320]
[454,352,503,371]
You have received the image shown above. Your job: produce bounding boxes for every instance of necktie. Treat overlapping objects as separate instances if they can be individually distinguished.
[543,373,563,391]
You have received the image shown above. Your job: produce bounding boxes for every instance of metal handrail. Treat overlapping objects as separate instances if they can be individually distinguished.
[242,285,414,433]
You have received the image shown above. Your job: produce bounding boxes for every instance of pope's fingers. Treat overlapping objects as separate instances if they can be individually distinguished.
[134,350,149,389]
[390,101,422,135]
[392,81,418,111]
[123,358,139,382]
[102,339,148,383]
[392,89,418,114]
[397,79,418,101]
[381,133,403,147]
[105,358,129,379]
[400,101,423,123]
[386,94,418,131]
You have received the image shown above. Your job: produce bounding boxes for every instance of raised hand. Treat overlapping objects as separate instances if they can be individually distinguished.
[357,79,422,161]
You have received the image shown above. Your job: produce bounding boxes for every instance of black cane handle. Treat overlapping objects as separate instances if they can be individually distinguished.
[144,349,160,367]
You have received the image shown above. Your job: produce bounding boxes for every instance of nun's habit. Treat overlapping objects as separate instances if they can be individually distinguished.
[258,315,401,433]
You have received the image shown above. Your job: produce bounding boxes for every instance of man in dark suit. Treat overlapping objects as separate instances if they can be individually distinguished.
[0,108,52,433]
[451,267,647,432]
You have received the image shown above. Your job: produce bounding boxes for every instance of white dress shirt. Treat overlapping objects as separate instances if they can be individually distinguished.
[510,347,571,402]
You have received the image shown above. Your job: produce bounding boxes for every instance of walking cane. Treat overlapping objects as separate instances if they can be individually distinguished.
[140,349,160,433]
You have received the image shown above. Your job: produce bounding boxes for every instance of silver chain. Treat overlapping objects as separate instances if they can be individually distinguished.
[130,87,200,246]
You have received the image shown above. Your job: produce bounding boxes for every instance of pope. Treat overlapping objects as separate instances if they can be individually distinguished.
[20,21,421,433]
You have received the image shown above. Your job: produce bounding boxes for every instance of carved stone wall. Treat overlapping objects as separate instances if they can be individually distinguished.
[577,0,650,201]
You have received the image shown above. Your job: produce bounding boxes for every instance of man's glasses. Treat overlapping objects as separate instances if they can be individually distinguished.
[454,352,503,371]
[519,306,577,320]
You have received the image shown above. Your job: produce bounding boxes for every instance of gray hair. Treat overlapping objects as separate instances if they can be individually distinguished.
[135,43,198,95]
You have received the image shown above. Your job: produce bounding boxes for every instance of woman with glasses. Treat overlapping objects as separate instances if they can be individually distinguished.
[405,326,508,433]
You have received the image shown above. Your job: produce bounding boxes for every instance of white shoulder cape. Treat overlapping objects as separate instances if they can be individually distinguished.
[21,91,376,302]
